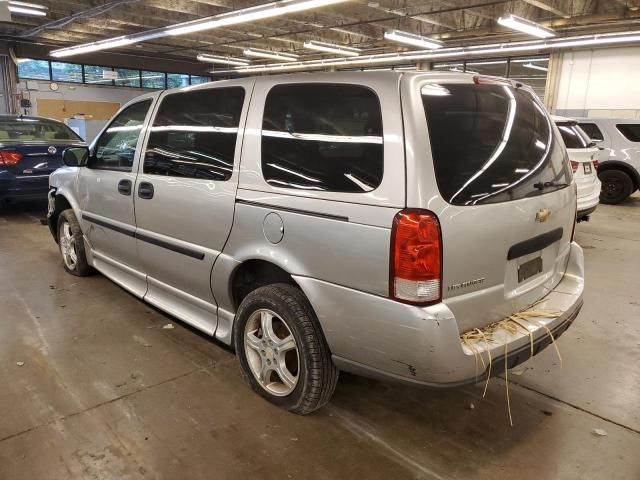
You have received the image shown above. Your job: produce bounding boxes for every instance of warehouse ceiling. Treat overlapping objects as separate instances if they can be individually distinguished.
[1,0,640,65]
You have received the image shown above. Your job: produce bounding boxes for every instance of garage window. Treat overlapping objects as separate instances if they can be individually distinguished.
[261,84,383,193]
[143,87,245,181]
[617,124,640,142]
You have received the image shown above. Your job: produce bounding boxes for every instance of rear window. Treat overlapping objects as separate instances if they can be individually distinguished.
[0,118,81,142]
[557,123,591,149]
[261,83,383,193]
[578,122,604,141]
[616,124,640,142]
[422,83,571,206]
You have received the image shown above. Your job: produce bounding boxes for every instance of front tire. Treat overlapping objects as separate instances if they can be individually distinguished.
[234,283,339,415]
[599,169,634,204]
[57,209,90,276]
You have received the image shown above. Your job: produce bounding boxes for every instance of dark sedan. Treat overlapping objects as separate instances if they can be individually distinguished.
[0,115,85,205]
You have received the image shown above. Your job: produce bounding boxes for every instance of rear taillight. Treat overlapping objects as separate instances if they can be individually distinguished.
[390,209,442,305]
[570,161,579,172]
[0,151,23,166]
[593,160,599,169]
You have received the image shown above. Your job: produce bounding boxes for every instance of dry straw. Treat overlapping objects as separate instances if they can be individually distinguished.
[461,308,563,426]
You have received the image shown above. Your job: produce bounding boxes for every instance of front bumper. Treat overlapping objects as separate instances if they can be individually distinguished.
[295,242,584,387]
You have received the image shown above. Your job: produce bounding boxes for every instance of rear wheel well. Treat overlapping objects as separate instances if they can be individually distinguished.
[231,260,297,310]
[598,163,639,191]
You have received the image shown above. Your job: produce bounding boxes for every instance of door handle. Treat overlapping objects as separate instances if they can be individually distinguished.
[138,181,154,200]
[117,179,132,196]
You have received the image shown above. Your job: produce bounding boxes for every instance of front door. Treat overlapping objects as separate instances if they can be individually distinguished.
[77,96,156,297]
[134,84,250,334]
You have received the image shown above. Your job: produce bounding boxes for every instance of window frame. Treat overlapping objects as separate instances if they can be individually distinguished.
[238,77,405,208]
[616,124,640,143]
[89,98,155,172]
[578,122,605,142]
[140,86,247,182]
[259,82,385,194]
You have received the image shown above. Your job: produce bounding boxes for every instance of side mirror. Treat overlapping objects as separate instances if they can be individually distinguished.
[62,146,89,167]
[590,138,604,145]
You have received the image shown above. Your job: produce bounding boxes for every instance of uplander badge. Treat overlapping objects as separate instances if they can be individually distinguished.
[447,278,485,292]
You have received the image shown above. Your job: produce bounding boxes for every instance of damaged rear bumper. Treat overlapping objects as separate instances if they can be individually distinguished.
[295,242,584,388]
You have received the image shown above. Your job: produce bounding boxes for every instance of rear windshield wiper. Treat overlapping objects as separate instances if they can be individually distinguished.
[533,181,571,191]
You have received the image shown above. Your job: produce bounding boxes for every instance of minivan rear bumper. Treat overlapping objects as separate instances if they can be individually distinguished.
[295,242,584,388]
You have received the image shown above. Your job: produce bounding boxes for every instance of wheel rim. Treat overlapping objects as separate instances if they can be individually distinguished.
[602,177,623,200]
[59,221,78,270]
[244,309,299,397]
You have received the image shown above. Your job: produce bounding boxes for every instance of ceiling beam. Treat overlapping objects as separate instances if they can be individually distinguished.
[522,0,571,19]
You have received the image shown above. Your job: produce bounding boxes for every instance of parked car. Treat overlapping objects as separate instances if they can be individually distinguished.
[576,118,640,204]
[0,115,85,205]
[553,116,601,220]
[46,72,584,414]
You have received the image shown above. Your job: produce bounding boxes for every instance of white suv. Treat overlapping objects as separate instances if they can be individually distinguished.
[577,118,640,204]
[553,116,601,220]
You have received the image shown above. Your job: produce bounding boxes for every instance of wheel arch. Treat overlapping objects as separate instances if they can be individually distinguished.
[229,258,300,311]
[598,161,640,191]
[48,189,81,242]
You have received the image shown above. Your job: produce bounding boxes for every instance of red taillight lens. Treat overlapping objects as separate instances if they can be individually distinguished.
[593,160,599,169]
[390,209,442,305]
[0,151,23,166]
[570,161,579,172]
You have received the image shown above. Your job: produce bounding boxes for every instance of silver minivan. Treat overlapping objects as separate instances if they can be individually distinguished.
[47,72,584,414]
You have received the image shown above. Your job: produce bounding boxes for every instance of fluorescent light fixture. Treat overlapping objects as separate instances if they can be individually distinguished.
[384,30,443,49]
[49,0,347,58]
[197,54,250,66]
[51,38,139,58]
[244,48,298,62]
[303,40,361,56]
[523,62,548,72]
[497,14,555,38]
[166,0,348,35]
[8,1,47,17]
[207,30,640,75]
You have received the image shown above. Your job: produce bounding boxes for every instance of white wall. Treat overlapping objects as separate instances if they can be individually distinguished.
[553,46,640,119]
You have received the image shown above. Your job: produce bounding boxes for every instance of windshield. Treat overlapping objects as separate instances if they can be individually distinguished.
[422,83,571,206]
[0,118,82,142]
[557,123,591,149]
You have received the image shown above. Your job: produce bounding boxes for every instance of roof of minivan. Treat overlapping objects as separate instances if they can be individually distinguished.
[169,70,482,94]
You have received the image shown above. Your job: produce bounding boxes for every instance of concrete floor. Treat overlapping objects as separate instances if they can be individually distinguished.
[0,196,638,480]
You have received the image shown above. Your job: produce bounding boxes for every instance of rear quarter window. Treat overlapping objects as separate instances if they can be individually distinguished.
[422,83,571,206]
[578,122,604,141]
[261,83,383,193]
[557,123,590,149]
[616,124,640,142]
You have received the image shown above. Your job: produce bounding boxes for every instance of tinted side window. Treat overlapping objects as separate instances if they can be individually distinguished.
[261,84,383,193]
[557,123,590,149]
[422,84,571,205]
[617,124,640,142]
[578,122,604,141]
[144,87,245,181]
[91,100,152,172]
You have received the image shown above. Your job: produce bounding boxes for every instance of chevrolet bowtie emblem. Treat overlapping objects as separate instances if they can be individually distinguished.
[535,208,551,222]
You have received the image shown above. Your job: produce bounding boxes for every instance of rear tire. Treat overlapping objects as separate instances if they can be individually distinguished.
[599,169,634,204]
[234,283,339,415]
[57,209,90,276]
